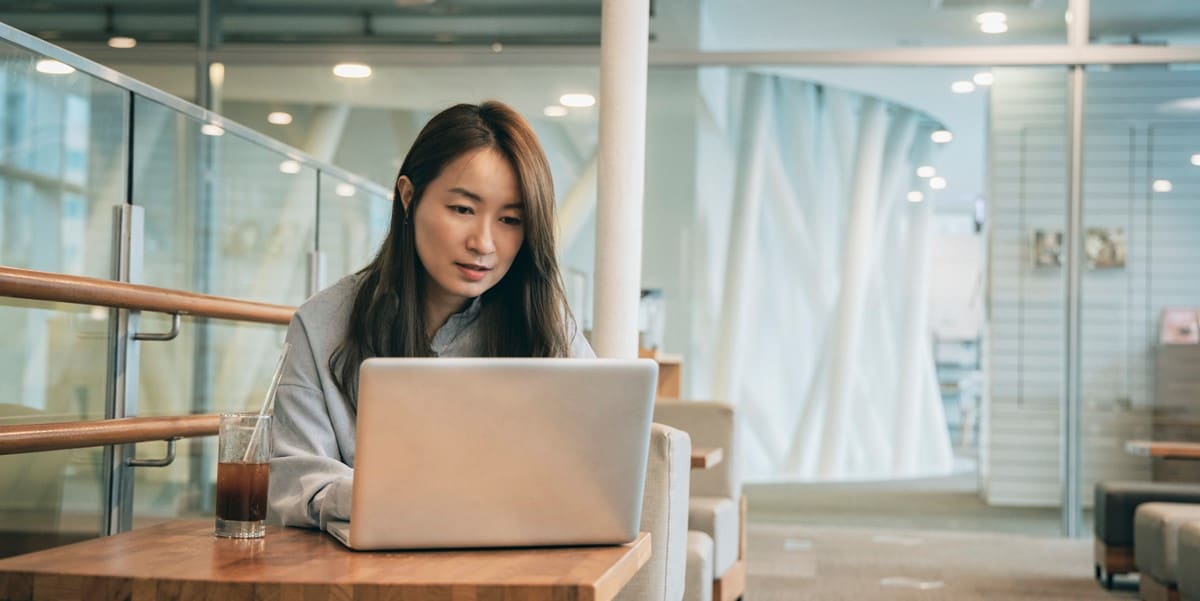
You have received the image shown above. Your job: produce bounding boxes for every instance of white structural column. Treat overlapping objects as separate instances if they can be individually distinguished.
[814,98,889,478]
[592,0,650,359]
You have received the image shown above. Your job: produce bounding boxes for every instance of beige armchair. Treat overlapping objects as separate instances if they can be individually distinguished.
[653,400,745,601]
[615,423,692,601]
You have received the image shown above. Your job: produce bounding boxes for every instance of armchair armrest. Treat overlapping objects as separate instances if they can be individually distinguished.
[616,423,691,601]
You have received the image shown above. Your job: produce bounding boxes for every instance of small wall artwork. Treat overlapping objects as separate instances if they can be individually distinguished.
[1032,230,1063,267]
[1160,308,1200,345]
[1085,228,1126,269]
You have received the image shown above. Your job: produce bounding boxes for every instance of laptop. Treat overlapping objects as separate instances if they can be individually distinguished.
[326,357,658,550]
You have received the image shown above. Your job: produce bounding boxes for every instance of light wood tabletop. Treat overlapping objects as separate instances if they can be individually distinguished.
[0,520,651,601]
[1125,440,1200,460]
[692,447,723,469]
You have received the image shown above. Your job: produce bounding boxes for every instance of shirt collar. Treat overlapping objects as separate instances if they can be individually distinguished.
[430,296,483,354]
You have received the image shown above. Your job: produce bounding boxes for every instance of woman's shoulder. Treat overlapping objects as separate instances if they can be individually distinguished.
[294,272,365,328]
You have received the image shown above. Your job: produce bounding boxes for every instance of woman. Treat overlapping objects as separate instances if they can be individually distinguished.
[269,101,593,530]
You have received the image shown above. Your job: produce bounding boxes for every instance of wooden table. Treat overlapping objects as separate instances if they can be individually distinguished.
[0,520,651,601]
[691,447,723,469]
[1125,440,1200,460]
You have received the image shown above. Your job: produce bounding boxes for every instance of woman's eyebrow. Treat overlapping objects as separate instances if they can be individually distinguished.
[449,187,523,210]
[448,187,483,202]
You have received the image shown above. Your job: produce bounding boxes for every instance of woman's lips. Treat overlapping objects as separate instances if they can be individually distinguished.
[456,263,490,282]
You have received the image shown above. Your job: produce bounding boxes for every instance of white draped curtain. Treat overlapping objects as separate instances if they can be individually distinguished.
[698,71,954,481]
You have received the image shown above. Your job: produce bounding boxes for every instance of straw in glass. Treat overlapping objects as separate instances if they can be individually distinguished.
[242,342,291,463]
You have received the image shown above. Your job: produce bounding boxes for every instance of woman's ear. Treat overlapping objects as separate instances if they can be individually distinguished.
[397,176,415,217]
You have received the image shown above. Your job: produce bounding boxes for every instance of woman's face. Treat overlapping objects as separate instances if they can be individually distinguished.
[401,148,525,310]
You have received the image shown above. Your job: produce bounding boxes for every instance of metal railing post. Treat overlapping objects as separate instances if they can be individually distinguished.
[102,204,144,535]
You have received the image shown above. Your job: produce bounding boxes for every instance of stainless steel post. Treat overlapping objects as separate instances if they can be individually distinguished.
[101,204,144,535]
[1061,0,1090,538]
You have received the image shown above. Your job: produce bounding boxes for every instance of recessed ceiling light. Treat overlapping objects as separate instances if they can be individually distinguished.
[916,165,936,178]
[973,72,995,86]
[35,59,74,75]
[279,160,302,174]
[335,183,357,197]
[107,36,137,49]
[267,111,293,125]
[543,105,568,117]
[931,130,953,143]
[976,11,1007,24]
[930,177,948,190]
[1152,179,1172,192]
[906,190,925,203]
[200,124,224,137]
[333,63,372,79]
[1190,153,1200,166]
[560,93,595,108]
[976,12,1009,34]
[951,81,976,94]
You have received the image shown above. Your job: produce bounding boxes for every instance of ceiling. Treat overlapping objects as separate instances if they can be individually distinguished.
[0,0,616,46]
[2,0,1198,53]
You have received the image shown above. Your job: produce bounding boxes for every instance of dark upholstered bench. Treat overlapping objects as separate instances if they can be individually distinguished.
[1179,521,1200,601]
[1094,481,1200,589]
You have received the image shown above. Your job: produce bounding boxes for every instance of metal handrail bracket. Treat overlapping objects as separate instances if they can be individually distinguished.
[126,438,180,468]
[132,313,181,342]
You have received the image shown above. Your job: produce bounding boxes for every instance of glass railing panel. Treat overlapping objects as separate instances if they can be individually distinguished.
[131,94,318,304]
[0,301,110,558]
[0,38,129,558]
[128,94,319,526]
[319,172,390,283]
[0,38,127,276]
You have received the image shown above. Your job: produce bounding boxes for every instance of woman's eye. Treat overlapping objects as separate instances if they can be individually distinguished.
[500,216,523,226]
[451,205,473,215]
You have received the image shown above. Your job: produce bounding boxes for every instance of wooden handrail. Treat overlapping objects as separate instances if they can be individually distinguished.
[0,414,220,455]
[0,266,294,325]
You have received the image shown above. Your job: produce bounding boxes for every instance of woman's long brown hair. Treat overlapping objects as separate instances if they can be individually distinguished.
[330,101,574,400]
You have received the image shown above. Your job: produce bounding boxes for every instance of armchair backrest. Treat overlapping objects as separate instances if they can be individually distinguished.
[652,400,740,500]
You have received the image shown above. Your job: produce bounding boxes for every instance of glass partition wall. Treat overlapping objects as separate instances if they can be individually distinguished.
[0,23,390,556]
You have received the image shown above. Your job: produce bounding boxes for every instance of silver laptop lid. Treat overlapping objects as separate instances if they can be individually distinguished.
[348,358,657,550]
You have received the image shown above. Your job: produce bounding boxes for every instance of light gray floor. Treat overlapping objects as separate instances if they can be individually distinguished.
[745,522,1136,600]
[744,471,1126,599]
[747,469,1092,537]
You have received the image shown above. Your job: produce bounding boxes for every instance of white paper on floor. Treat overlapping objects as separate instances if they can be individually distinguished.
[872,534,924,546]
[880,576,944,590]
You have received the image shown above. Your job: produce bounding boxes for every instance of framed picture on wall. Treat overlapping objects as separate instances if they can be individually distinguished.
[1085,228,1126,269]
[1160,308,1200,345]
[1032,230,1063,267]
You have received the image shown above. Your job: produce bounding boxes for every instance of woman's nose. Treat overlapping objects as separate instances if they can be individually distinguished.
[468,223,496,255]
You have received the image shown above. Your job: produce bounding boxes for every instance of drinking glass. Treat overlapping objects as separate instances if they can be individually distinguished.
[214,412,271,538]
